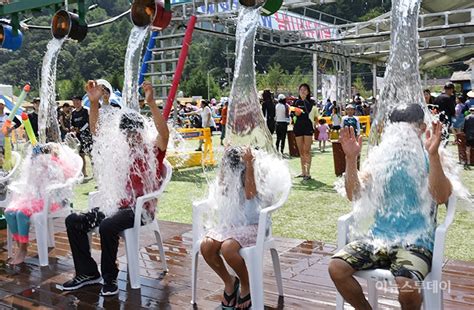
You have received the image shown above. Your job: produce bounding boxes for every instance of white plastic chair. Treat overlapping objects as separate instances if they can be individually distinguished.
[0,151,22,257]
[191,184,291,308]
[335,195,457,310]
[6,153,83,266]
[88,159,172,289]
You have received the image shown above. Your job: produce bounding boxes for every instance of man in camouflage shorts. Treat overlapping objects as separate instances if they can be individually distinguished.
[328,105,452,310]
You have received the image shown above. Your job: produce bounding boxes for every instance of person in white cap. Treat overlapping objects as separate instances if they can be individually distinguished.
[342,104,360,137]
[275,94,289,154]
[96,79,120,109]
[466,90,474,109]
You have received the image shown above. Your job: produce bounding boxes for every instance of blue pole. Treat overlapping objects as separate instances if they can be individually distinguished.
[138,31,159,86]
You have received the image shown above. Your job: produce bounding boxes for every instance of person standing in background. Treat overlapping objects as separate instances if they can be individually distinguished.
[0,100,21,154]
[434,82,456,127]
[59,103,72,141]
[220,101,228,146]
[262,90,276,135]
[331,107,342,133]
[29,98,40,138]
[196,100,215,152]
[463,107,474,170]
[70,95,92,178]
[292,83,318,181]
[275,94,289,154]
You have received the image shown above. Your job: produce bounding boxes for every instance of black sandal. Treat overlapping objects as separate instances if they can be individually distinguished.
[222,277,240,309]
[237,293,252,310]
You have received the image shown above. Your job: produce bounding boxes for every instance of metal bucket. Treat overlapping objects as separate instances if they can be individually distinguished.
[0,24,23,51]
[51,10,88,42]
[131,0,172,30]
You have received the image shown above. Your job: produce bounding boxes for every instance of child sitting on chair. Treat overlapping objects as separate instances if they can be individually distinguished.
[5,143,80,265]
[200,146,259,310]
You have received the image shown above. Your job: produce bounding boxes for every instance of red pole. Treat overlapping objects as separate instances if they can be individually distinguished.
[163,15,197,120]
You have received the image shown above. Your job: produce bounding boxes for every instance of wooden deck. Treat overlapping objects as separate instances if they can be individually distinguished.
[0,220,473,309]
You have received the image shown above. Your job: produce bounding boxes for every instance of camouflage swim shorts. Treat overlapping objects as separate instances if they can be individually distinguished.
[332,240,433,281]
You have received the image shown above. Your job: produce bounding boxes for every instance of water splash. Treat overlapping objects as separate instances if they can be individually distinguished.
[226,7,273,152]
[344,0,471,249]
[39,38,65,143]
[201,6,291,232]
[122,26,149,111]
[351,123,433,246]
[369,0,427,147]
[91,107,161,216]
[9,143,82,210]
[204,149,291,231]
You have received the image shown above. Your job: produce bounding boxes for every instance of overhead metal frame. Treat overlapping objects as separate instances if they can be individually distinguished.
[157,0,474,100]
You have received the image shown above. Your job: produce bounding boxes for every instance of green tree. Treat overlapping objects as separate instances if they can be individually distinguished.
[266,63,286,94]
[181,68,220,99]
[352,76,371,98]
[426,66,451,79]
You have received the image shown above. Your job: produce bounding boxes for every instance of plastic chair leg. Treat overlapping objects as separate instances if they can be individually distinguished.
[34,216,49,267]
[7,227,13,258]
[242,249,265,310]
[367,279,378,310]
[153,226,168,272]
[47,218,55,248]
[422,285,443,310]
[270,247,283,297]
[191,248,199,305]
[124,228,140,289]
[335,292,345,310]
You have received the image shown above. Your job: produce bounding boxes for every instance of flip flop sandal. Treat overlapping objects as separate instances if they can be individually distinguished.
[222,277,240,309]
[295,174,305,178]
[237,293,252,310]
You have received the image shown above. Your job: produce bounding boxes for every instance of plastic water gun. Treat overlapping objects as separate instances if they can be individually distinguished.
[3,135,12,170]
[1,83,30,135]
[290,106,304,116]
[21,112,37,146]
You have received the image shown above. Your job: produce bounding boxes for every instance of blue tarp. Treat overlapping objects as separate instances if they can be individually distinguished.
[0,94,24,116]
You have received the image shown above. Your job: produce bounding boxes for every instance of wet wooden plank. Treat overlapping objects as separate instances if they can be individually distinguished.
[0,220,474,309]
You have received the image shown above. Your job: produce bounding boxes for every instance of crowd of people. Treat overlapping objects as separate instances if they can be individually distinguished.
[0,77,470,310]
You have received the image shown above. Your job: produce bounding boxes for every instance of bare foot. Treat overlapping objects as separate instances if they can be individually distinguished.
[10,248,27,265]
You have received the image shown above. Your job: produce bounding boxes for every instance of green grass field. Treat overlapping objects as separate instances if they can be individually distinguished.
[73,135,474,261]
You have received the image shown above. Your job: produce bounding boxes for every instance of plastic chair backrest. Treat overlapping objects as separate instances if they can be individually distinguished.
[0,151,21,183]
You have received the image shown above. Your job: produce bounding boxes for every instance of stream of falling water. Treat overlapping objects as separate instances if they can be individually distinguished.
[226,6,274,152]
[38,38,65,143]
[202,6,291,232]
[345,0,470,247]
[368,0,428,147]
[122,26,149,111]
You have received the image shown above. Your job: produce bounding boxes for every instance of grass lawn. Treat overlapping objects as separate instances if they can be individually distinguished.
[73,134,474,261]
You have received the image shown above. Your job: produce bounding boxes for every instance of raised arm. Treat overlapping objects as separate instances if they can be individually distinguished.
[142,81,169,151]
[340,126,363,201]
[425,121,452,204]
[242,147,257,200]
[85,80,102,136]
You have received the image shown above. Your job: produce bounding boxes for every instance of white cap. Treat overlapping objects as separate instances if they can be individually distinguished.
[96,79,113,95]
[278,94,286,101]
